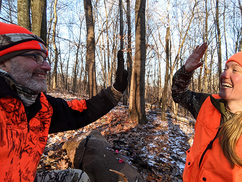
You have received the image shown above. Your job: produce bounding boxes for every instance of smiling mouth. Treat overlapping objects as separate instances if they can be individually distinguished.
[34,74,46,79]
[221,83,232,88]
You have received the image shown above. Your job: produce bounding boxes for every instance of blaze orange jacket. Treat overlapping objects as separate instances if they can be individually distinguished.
[0,76,118,182]
[183,94,242,182]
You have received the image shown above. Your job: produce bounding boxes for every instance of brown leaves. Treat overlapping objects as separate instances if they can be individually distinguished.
[57,159,69,170]
[39,92,195,182]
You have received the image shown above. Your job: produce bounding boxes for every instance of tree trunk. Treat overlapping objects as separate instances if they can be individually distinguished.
[119,0,124,51]
[100,33,107,89]
[222,0,228,60]
[40,0,47,43]
[238,0,242,52]
[198,66,202,92]
[52,0,58,90]
[104,0,110,87]
[129,0,147,124]
[126,0,132,99]
[216,0,222,77]
[72,53,79,94]
[84,0,97,98]
[78,52,84,93]
[203,0,208,93]
[161,26,170,121]
[119,0,127,105]
[73,19,83,94]
[31,0,45,37]
[17,0,31,30]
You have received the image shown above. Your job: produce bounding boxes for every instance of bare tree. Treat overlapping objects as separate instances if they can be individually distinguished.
[126,0,132,97]
[40,0,47,43]
[17,0,30,30]
[84,0,97,98]
[103,0,111,87]
[119,0,124,50]
[238,0,242,52]
[129,0,147,124]
[223,0,228,60]
[52,0,58,90]
[17,0,46,45]
[119,0,128,105]
[31,0,45,37]
[203,0,208,93]
[73,18,84,94]
[216,0,222,76]
[161,25,170,120]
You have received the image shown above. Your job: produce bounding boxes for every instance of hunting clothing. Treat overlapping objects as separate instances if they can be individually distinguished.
[0,22,127,182]
[0,72,120,181]
[172,66,242,182]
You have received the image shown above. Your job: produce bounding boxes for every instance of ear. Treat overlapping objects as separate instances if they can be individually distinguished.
[0,60,11,72]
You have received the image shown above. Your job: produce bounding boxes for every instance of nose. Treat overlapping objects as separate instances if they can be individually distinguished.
[220,69,230,80]
[40,60,51,71]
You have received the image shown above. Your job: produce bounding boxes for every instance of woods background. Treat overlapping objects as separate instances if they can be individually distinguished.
[0,0,241,123]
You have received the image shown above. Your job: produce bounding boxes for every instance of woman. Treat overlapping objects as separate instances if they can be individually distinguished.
[172,43,242,182]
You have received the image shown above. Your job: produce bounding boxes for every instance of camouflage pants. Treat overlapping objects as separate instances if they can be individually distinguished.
[34,169,90,182]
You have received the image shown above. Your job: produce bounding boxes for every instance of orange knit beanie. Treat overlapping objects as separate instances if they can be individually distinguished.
[226,52,242,67]
[0,22,48,62]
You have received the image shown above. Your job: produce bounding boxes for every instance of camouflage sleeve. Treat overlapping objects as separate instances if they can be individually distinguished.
[35,169,90,182]
[171,65,210,119]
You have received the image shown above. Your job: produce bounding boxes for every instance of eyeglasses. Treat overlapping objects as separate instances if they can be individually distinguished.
[18,53,47,66]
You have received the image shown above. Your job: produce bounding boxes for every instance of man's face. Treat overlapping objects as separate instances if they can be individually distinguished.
[8,51,51,93]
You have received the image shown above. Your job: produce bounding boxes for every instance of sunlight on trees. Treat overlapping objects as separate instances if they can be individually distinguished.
[1,0,241,118]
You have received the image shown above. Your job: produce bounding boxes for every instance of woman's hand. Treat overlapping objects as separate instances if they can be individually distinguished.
[185,43,208,72]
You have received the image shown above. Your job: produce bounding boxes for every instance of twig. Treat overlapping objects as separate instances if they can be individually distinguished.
[109,169,128,182]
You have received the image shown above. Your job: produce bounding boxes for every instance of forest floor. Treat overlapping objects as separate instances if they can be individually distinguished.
[37,91,195,182]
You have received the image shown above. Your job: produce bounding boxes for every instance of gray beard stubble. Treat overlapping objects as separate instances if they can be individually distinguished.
[9,60,47,93]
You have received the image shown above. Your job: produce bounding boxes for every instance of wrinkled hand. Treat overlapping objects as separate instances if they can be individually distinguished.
[113,50,128,93]
[185,43,208,72]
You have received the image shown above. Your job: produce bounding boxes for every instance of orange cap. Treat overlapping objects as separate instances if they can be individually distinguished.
[226,52,242,67]
[0,22,48,62]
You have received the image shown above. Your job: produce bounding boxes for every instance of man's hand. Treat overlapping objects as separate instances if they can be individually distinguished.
[113,50,128,93]
[185,43,208,72]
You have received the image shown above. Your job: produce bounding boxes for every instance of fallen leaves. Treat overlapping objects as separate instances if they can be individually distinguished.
[38,92,195,182]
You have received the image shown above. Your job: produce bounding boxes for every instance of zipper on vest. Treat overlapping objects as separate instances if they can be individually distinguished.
[199,139,214,167]
[199,131,219,167]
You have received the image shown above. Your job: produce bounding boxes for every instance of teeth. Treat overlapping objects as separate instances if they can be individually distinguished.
[222,83,232,88]
[35,74,45,78]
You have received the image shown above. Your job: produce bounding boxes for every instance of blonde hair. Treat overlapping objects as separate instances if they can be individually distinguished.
[218,112,242,168]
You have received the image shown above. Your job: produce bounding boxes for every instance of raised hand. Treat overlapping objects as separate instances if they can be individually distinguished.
[185,43,208,72]
[113,50,128,93]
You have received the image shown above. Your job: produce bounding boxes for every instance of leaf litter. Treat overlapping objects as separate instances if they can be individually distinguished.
[38,92,195,182]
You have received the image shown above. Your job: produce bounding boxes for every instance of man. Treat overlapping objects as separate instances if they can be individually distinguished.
[0,22,128,182]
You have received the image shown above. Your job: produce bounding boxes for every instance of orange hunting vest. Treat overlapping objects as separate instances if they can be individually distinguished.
[183,94,242,182]
[0,93,52,181]
[0,93,87,182]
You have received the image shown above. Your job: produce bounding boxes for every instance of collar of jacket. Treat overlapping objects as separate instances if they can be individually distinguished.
[210,95,227,118]
[0,75,19,99]
[0,76,42,121]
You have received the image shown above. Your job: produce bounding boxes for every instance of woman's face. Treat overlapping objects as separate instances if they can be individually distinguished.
[219,61,242,103]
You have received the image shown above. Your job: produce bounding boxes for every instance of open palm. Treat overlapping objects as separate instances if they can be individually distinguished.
[185,43,208,72]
